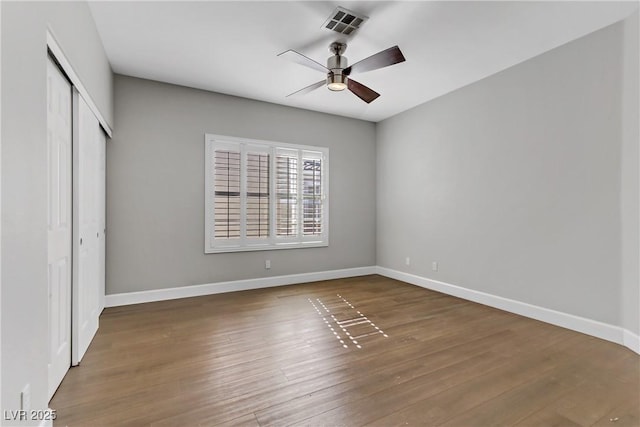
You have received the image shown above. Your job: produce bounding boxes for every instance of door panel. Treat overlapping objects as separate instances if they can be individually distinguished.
[72,93,102,365]
[47,58,72,400]
[98,131,106,312]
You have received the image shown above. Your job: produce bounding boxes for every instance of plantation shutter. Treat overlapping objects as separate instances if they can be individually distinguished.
[302,151,323,236]
[246,149,270,239]
[213,146,241,240]
[276,149,298,237]
[205,134,328,253]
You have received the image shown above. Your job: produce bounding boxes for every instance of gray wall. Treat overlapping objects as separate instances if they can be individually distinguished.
[621,11,639,335]
[376,20,632,327]
[1,1,113,420]
[107,75,376,294]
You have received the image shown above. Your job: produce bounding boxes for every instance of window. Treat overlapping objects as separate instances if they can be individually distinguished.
[205,134,328,253]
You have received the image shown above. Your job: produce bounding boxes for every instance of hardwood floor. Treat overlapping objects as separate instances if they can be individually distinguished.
[50,275,640,426]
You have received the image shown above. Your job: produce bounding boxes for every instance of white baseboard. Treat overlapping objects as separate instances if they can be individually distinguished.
[623,329,640,354]
[376,266,639,355]
[103,264,638,355]
[105,266,376,307]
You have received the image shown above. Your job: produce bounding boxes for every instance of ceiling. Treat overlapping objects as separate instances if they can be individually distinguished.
[88,1,638,122]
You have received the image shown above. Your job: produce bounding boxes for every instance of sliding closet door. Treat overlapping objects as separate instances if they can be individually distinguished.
[72,92,104,365]
[47,57,73,399]
[98,129,106,313]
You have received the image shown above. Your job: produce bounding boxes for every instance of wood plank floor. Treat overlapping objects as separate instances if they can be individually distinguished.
[50,275,640,426]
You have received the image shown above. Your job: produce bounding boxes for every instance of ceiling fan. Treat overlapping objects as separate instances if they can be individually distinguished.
[278,42,406,104]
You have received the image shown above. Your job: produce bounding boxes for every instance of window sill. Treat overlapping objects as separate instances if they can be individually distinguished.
[205,240,328,254]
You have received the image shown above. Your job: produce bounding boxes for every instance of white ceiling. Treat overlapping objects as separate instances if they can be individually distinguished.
[88,1,638,122]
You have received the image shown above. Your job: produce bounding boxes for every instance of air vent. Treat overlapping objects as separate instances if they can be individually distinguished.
[322,6,368,35]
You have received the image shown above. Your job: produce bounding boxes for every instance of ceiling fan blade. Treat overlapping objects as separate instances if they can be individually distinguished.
[347,78,380,103]
[286,80,326,97]
[278,50,328,73]
[343,45,405,76]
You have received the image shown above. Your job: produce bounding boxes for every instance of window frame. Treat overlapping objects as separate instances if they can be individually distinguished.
[205,134,329,254]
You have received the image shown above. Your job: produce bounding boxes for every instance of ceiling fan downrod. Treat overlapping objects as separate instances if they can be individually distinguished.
[327,42,348,91]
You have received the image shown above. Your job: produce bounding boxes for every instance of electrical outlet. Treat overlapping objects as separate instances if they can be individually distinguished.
[432,262,438,272]
[265,259,271,270]
[21,384,31,411]
[405,257,410,266]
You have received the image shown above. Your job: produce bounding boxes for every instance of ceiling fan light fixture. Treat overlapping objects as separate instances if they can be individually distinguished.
[327,74,347,91]
[328,82,347,91]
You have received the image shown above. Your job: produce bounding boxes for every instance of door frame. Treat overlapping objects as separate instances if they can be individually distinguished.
[46,30,112,138]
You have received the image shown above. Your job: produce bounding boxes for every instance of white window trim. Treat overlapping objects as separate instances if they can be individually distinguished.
[205,134,329,254]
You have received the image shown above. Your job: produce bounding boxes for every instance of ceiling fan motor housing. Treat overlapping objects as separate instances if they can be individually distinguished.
[326,54,348,91]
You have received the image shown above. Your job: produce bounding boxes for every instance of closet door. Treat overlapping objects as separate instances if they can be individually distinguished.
[47,57,73,399]
[98,129,106,313]
[72,92,103,365]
